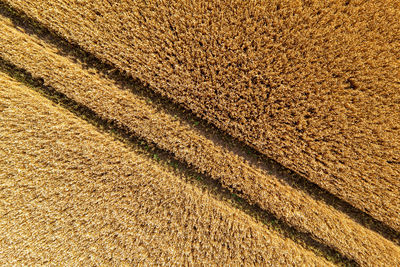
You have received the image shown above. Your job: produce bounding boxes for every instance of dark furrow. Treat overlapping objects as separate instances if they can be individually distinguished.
[0,71,332,265]
[0,1,398,246]
[0,58,355,266]
[4,0,399,231]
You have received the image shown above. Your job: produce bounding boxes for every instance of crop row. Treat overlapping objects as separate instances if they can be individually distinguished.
[5,0,400,231]
[0,15,398,265]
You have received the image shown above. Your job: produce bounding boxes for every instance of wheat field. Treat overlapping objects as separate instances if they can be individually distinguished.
[0,1,399,265]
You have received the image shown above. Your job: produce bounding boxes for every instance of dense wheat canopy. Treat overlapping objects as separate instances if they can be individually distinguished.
[0,72,334,265]
[1,0,399,265]
[0,14,399,265]
[7,0,400,230]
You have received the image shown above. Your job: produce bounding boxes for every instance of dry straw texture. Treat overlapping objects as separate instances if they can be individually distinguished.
[6,0,400,231]
[0,72,332,265]
[0,15,399,266]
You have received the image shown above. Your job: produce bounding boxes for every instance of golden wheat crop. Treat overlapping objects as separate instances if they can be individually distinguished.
[0,14,399,266]
[6,0,399,231]
[0,72,334,265]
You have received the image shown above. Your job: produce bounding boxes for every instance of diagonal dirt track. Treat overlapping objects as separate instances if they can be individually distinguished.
[4,0,399,232]
[0,13,399,266]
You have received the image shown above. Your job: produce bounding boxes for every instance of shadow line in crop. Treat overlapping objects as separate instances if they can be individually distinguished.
[0,0,398,247]
[0,58,357,266]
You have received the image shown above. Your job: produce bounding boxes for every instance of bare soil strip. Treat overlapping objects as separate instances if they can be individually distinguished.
[0,72,332,265]
[0,15,399,266]
[6,0,399,230]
